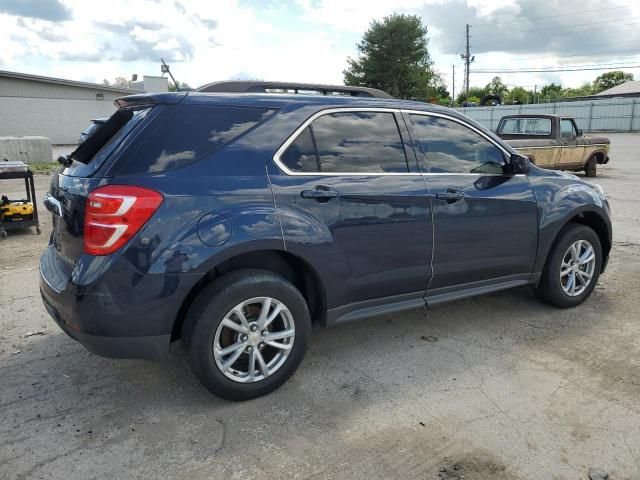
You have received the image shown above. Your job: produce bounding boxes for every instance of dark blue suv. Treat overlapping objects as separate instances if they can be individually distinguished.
[40,81,611,400]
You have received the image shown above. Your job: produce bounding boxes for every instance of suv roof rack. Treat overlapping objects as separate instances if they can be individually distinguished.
[196,80,393,99]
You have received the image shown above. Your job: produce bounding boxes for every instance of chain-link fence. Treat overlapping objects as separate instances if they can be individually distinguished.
[455,97,640,133]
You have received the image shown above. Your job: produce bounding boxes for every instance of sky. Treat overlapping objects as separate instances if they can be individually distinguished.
[1,0,639,95]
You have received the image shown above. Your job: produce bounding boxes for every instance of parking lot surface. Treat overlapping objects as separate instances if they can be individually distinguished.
[1,134,639,479]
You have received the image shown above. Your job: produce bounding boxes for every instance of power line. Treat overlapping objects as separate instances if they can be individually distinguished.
[476,60,640,69]
[477,47,640,63]
[473,65,640,73]
[472,4,630,27]
[473,16,640,37]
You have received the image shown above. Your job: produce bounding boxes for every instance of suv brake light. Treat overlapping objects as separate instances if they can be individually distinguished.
[84,185,163,256]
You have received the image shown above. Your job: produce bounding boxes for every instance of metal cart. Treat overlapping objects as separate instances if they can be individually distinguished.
[0,161,41,239]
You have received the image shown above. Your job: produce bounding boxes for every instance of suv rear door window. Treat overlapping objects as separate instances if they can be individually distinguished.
[409,114,506,174]
[118,105,275,174]
[310,112,409,173]
[280,126,319,172]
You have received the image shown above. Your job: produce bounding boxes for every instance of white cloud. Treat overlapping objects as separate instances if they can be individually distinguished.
[0,0,638,93]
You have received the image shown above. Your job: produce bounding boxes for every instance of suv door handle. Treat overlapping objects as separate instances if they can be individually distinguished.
[435,189,465,204]
[300,186,340,201]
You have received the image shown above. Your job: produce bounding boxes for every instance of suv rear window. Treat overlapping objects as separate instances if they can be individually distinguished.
[64,108,151,177]
[117,105,275,174]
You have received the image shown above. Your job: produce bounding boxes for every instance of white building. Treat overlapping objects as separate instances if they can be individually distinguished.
[0,70,168,144]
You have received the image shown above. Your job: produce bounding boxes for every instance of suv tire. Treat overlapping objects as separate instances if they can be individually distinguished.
[536,224,602,308]
[182,269,311,401]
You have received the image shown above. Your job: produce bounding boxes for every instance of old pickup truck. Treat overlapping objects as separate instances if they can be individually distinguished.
[496,114,610,177]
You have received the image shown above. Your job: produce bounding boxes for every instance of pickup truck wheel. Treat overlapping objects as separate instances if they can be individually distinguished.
[536,224,602,308]
[585,157,597,177]
[182,269,311,401]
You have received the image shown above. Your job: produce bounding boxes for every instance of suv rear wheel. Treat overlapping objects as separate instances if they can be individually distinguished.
[183,269,311,400]
[536,224,602,308]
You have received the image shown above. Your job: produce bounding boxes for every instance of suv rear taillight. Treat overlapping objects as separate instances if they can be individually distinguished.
[84,185,163,256]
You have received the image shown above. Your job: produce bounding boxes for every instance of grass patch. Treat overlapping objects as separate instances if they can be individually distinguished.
[27,162,60,175]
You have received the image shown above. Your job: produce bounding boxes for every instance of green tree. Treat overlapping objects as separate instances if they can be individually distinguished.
[102,77,132,88]
[540,83,563,102]
[507,86,530,104]
[456,86,487,105]
[563,82,594,98]
[168,81,192,92]
[344,13,436,99]
[425,72,450,102]
[112,76,132,88]
[592,71,634,93]
[485,76,508,97]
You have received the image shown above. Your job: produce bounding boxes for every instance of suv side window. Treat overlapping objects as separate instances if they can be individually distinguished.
[560,119,576,138]
[409,114,506,174]
[280,126,319,173]
[118,105,275,174]
[310,111,409,173]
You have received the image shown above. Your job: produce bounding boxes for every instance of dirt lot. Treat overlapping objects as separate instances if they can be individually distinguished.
[1,134,639,480]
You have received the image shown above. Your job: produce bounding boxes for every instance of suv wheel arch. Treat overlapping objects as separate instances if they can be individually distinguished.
[171,249,326,341]
[541,211,611,283]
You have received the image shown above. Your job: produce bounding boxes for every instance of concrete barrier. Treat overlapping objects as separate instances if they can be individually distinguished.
[0,136,53,164]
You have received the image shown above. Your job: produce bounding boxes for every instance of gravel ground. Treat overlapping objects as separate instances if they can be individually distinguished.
[1,134,639,480]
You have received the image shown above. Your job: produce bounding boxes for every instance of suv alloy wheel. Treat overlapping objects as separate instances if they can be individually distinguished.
[182,270,311,400]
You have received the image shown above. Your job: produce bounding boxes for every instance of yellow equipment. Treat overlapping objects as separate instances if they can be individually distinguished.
[0,162,41,239]
[1,198,35,222]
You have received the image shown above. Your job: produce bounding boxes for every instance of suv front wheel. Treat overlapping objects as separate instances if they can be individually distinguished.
[536,223,602,308]
[183,269,311,400]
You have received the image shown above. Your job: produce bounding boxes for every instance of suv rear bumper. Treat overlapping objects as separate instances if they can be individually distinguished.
[41,289,169,359]
[39,245,196,360]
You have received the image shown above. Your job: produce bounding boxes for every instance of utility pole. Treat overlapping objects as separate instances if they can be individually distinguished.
[452,65,455,106]
[465,24,470,99]
[460,24,474,101]
[160,57,180,91]
[534,84,537,104]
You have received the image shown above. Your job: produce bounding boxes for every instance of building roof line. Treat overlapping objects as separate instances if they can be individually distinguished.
[0,69,143,95]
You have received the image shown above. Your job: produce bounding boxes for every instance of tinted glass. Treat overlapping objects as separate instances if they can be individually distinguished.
[81,123,100,137]
[311,112,408,173]
[499,117,551,135]
[280,126,319,172]
[64,107,151,177]
[560,119,576,138]
[410,115,506,174]
[119,105,275,174]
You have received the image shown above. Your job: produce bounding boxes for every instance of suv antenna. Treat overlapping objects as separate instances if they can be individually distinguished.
[161,58,180,92]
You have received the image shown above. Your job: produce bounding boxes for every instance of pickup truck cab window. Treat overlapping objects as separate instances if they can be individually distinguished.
[560,119,577,138]
[499,117,551,136]
[409,114,506,174]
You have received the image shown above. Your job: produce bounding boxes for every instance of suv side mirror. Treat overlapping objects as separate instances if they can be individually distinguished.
[510,153,530,174]
[577,129,583,136]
